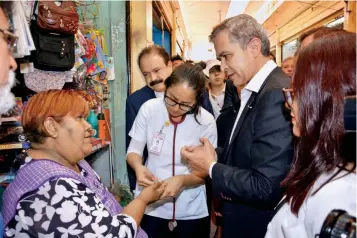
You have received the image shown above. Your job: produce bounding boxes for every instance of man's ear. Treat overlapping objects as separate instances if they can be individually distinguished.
[43,117,59,138]
[167,61,173,69]
[248,38,262,58]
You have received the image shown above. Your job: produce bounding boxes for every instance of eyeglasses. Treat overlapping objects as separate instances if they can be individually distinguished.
[164,94,195,112]
[0,29,18,53]
[283,88,295,109]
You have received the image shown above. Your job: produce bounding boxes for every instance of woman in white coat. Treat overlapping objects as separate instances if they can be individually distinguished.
[127,64,217,238]
[265,31,356,238]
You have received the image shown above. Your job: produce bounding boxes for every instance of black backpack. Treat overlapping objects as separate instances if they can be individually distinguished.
[30,20,75,71]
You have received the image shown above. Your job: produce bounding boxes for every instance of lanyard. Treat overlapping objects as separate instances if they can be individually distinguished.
[167,115,186,231]
[172,123,177,223]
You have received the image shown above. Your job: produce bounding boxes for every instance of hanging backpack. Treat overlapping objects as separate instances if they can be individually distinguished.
[30,21,75,71]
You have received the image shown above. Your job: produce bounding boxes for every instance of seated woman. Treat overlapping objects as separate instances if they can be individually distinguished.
[127,64,217,238]
[265,31,356,238]
[2,90,166,238]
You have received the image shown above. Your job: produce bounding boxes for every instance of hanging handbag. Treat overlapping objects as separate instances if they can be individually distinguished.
[30,20,75,71]
[24,68,67,93]
[34,0,79,35]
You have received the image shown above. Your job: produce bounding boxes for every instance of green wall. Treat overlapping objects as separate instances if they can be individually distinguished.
[92,1,129,184]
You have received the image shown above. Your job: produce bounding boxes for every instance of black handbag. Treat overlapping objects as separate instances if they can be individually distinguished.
[30,20,75,71]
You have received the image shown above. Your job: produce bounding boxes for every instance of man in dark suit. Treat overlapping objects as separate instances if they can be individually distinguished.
[126,45,214,190]
[181,14,293,238]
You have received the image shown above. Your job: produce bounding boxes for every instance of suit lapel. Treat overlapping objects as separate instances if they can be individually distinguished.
[222,100,241,162]
[222,68,279,163]
[147,86,156,99]
[230,92,257,145]
[223,93,257,163]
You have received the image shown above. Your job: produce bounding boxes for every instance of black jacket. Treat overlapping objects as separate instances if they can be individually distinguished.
[212,67,294,238]
[222,79,239,110]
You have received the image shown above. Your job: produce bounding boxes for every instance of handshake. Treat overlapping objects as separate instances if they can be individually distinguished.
[135,165,185,205]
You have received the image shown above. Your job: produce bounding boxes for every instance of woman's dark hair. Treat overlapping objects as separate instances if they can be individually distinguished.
[282,31,356,214]
[195,61,207,70]
[185,60,194,65]
[0,1,13,18]
[171,54,183,62]
[295,27,342,56]
[164,64,207,123]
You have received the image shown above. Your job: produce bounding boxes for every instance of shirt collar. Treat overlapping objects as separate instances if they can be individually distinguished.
[154,91,164,98]
[245,60,277,93]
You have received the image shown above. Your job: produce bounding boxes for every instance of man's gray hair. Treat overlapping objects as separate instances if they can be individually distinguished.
[209,14,270,57]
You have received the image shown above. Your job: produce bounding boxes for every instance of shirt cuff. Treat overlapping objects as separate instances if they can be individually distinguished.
[209,162,217,179]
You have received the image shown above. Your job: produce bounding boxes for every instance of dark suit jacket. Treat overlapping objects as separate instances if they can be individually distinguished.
[126,86,214,190]
[212,67,293,238]
[216,102,240,148]
[222,79,239,110]
[216,80,239,147]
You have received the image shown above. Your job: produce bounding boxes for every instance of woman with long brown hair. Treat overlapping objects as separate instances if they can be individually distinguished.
[265,31,356,238]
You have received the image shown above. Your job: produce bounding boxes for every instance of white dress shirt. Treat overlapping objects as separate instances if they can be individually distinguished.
[129,98,217,220]
[209,60,277,178]
[265,170,356,238]
[209,83,226,119]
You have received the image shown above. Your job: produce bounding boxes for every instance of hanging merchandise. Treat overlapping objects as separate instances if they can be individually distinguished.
[77,86,100,110]
[63,29,87,89]
[87,110,99,138]
[30,22,75,71]
[24,68,66,93]
[82,30,108,76]
[11,1,36,58]
[97,113,106,140]
[34,1,79,35]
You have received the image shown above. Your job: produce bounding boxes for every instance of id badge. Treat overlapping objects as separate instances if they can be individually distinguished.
[149,132,165,156]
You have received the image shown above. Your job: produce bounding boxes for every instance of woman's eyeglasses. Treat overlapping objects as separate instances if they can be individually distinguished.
[164,94,195,112]
[0,29,18,53]
[283,88,295,109]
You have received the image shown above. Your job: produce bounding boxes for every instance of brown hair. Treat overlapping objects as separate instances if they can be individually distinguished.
[282,31,356,214]
[295,27,342,55]
[22,90,89,144]
[0,1,13,18]
[164,64,207,124]
[137,44,170,68]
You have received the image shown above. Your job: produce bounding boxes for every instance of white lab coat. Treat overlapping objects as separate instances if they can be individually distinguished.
[265,169,356,238]
[129,98,217,220]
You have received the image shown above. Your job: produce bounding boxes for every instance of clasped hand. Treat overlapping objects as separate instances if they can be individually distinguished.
[135,166,183,201]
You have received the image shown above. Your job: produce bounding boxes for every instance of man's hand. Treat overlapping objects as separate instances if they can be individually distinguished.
[160,176,184,199]
[135,165,158,187]
[181,137,217,175]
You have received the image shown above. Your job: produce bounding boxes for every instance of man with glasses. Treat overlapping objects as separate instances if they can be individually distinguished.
[181,14,293,238]
[126,45,213,191]
[0,1,18,117]
[0,1,18,235]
